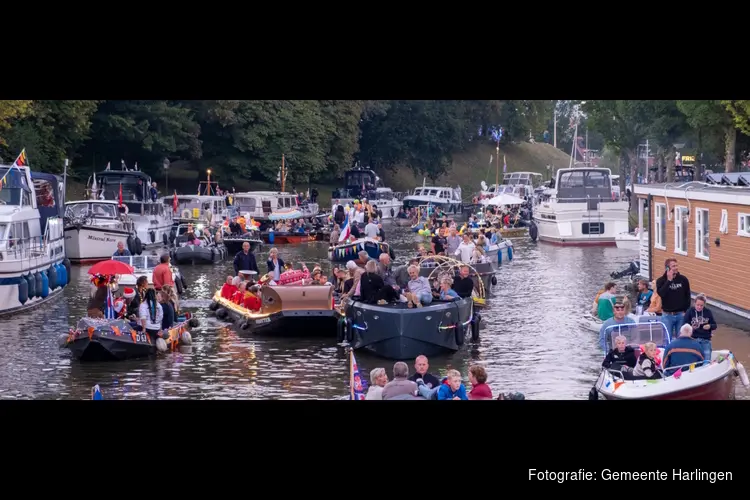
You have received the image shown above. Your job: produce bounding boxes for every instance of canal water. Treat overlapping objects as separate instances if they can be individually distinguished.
[1,224,748,400]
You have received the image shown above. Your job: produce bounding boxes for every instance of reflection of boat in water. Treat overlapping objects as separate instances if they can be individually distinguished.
[210,282,339,336]
[592,319,748,400]
[61,316,197,362]
[329,238,394,263]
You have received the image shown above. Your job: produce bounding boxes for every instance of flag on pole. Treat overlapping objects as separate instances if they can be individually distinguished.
[338,212,351,242]
[11,148,28,168]
[104,288,116,319]
[349,349,367,400]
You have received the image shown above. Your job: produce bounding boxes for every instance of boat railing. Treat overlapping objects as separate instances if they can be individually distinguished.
[605,355,731,381]
[0,235,49,261]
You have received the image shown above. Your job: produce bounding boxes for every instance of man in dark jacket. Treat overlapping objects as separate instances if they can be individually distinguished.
[663,324,704,375]
[452,265,475,299]
[408,355,442,389]
[233,241,259,276]
[656,258,691,339]
[683,293,717,363]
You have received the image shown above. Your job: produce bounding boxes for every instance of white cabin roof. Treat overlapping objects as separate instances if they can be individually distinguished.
[66,200,120,206]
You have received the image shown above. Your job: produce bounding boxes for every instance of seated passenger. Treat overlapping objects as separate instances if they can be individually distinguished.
[602,334,637,370]
[381,362,419,400]
[404,265,433,308]
[663,324,704,375]
[365,367,388,400]
[232,282,247,304]
[468,365,493,400]
[221,276,237,299]
[408,355,442,389]
[439,278,460,300]
[360,260,399,305]
[243,285,262,311]
[437,370,469,400]
[632,342,663,380]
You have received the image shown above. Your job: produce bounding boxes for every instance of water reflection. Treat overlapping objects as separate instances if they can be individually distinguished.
[0,225,747,400]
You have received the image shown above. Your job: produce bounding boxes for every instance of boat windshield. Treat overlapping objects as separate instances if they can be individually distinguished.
[602,319,670,353]
[112,255,161,270]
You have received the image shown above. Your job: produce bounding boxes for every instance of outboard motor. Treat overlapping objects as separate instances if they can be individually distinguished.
[610,260,640,279]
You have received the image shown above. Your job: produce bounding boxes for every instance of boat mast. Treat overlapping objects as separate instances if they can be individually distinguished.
[569,120,578,169]
[281,154,286,193]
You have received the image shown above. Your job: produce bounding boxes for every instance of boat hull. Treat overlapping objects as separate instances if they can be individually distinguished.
[223,238,263,256]
[65,226,132,263]
[533,199,629,246]
[261,232,315,245]
[345,298,474,360]
[329,239,393,263]
[172,244,227,265]
[600,373,735,400]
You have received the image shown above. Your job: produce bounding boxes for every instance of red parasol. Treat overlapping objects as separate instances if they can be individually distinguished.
[88,260,134,276]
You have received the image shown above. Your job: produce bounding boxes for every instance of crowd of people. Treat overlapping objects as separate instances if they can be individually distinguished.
[364,355,522,400]
[596,257,719,379]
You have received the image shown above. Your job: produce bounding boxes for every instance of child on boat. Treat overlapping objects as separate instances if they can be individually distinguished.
[602,334,637,370]
[437,370,469,400]
[632,342,663,380]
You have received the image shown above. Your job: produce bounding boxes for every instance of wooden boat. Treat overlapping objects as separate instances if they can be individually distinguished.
[262,231,316,245]
[329,238,394,263]
[592,319,748,400]
[498,227,528,238]
[210,282,339,336]
[62,316,197,362]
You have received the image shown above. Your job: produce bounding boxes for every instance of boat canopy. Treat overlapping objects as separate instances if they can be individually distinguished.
[602,318,670,353]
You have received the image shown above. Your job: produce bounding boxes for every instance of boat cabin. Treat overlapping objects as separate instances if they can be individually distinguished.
[233,191,301,219]
[410,187,460,201]
[333,166,385,199]
[89,170,168,219]
[553,167,615,204]
[65,200,121,220]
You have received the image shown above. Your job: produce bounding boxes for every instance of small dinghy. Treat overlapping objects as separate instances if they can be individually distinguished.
[592,319,748,400]
[61,316,198,362]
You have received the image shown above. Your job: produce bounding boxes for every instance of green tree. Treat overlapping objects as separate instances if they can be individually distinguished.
[0,100,32,147]
[677,100,736,173]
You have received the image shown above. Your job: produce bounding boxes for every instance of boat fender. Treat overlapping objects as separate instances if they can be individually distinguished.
[58,263,68,287]
[40,271,49,298]
[588,387,599,400]
[215,307,228,320]
[26,273,37,299]
[471,313,481,342]
[390,208,395,218]
[336,317,346,343]
[180,331,193,345]
[344,317,353,343]
[134,237,143,255]
[455,323,465,347]
[491,275,497,286]
[169,227,177,244]
[529,221,538,242]
[507,246,513,261]
[388,247,396,260]
[180,274,187,291]
[57,333,70,349]
[149,231,156,244]
[127,235,136,255]
[188,318,200,328]
[48,265,58,290]
[211,247,216,261]
[209,301,220,311]
[34,273,43,298]
[240,321,251,331]
[737,362,750,387]
[156,337,168,353]
[163,233,169,246]
[169,249,176,261]
[17,278,28,305]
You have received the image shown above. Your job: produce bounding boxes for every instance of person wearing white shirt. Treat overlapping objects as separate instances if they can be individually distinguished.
[364,220,380,239]
[138,288,164,341]
[355,210,365,224]
[365,367,388,400]
[454,233,476,263]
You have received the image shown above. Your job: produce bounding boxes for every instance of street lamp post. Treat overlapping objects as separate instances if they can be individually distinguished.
[207,169,212,196]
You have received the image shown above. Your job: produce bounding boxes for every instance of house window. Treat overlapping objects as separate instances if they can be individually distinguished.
[674,206,688,255]
[739,213,750,238]
[695,208,709,260]
[654,203,666,250]
[719,209,728,234]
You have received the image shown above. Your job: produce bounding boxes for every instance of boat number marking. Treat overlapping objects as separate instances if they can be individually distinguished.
[255,318,271,325]
[135,333,149,343]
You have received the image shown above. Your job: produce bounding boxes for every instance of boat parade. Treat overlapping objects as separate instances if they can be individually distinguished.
[2,98,750,401]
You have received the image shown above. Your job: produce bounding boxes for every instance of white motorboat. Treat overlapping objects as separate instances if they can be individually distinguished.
[232,191,319,227]
[615,230,647,251]
[111,255,187,295]
[87,169,173,249]
[64,200,137,263]
[163,194,234,226]
[331,166,404,219]
[402,185,463,215]
[533,166,629,246]
[0,164,68,317]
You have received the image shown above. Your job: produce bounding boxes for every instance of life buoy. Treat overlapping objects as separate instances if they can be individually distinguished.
[181,209,192,219]
[120,204,129,215]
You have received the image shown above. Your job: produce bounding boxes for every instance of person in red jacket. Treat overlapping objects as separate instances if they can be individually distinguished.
[468,365,493,400]
[243,285,262,312]
[221,276,238,299]
[232,282,247,305]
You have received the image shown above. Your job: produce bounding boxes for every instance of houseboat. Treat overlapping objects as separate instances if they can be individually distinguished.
[87,170,173,248]
[232,191,319,230]
[633,179,750,321]
[64,200,136,263]
[482,172,543,199]
[331,166,404,219]
[401,185,463,215]
[0,164,68,316]
[533,167,629,246]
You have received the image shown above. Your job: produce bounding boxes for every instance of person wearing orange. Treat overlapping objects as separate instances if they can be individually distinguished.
[152,254,175,291]
[237,215,247,233]
[243,285,262,311]
[231,282,247,305]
